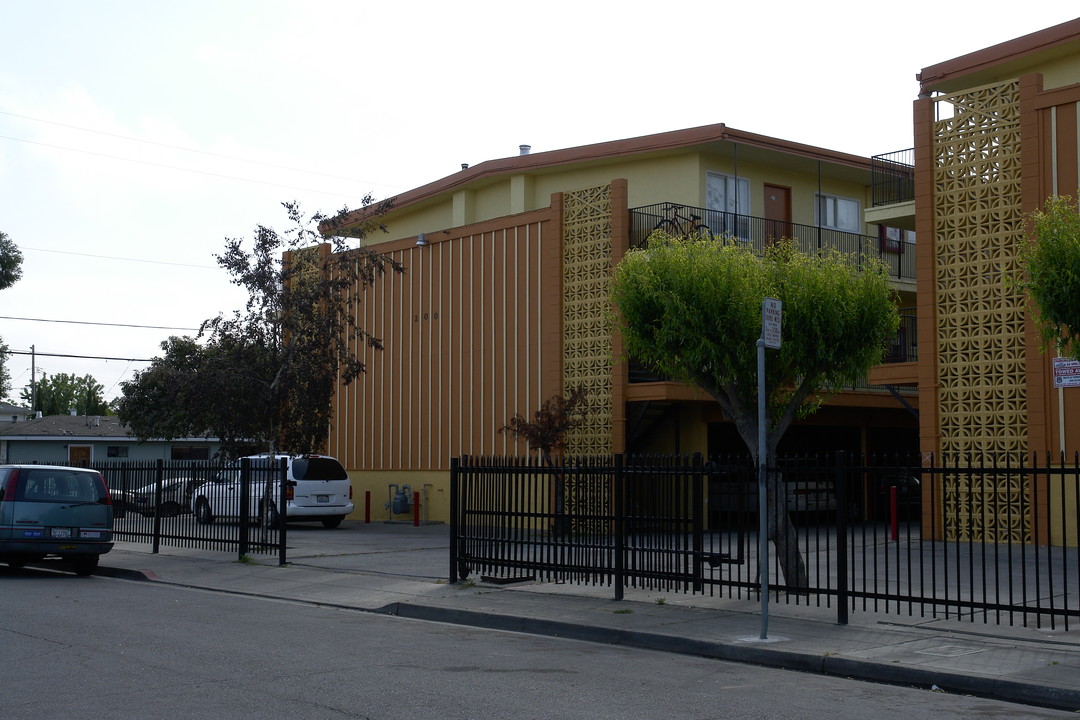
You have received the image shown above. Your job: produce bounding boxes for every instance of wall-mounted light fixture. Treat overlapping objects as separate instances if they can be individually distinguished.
[416,233,427,247]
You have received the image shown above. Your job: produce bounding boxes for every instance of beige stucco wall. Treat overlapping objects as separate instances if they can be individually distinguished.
[1027,54,1080,90]
[346,469,451,524]
[366,148,875,245]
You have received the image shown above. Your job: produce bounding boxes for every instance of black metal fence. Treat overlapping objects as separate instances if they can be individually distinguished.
[450,453,1080,629]
[92,459,288,564]
[630,203,916,281]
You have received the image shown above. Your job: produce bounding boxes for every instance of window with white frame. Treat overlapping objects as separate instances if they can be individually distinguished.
[706,172,750,238]
[816,193,861,233]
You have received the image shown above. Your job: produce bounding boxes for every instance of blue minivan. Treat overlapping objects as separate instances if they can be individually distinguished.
[0,464,115,575]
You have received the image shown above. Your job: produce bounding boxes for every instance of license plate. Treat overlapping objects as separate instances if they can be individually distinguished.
[50,527,73,539]
[316,495,329,503]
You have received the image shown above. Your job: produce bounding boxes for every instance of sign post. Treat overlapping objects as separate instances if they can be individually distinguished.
[757,298,781,640]
[1053,356,1080,453]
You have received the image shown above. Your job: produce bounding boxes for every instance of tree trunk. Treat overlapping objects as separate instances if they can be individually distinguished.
[766,468,809,591]
[727,404,810,591]
[543,450,570,537]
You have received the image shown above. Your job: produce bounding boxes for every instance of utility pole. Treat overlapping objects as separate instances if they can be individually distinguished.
[29,344,35,412]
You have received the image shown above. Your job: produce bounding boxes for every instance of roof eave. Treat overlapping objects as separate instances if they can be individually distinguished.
[328,123,873,229]
[918,18,1080,95]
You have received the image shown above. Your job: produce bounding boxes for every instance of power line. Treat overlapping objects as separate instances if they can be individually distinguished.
[0,133,368,201]
[0,109,394,189]
[0,316,200,331]
[7,350,153,362]
[20,247,216,269]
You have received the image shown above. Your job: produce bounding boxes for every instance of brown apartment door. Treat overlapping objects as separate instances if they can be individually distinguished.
[68,445,92,466]
[764,184,792,243]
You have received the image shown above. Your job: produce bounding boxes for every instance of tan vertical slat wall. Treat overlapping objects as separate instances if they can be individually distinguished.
[1022,73,1080,457]
[329,207,558,471]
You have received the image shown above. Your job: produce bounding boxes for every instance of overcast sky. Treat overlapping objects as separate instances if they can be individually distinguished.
[1,2,1077,405]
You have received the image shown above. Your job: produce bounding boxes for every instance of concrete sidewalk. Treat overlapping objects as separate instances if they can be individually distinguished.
[93,520,1080,712]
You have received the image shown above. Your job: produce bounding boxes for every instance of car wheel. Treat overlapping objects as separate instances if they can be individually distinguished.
[321,516,344,529]
[160,501,181,517]
[70,556,98,577]
[194,497,214,525]
[261,501,280,530]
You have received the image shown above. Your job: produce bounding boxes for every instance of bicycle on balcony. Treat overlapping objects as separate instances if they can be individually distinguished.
[651,204,715,241]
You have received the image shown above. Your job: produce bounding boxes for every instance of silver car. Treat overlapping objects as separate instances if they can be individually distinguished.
[0,464,115,575]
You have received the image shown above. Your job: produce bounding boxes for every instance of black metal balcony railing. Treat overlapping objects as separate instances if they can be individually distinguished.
[871,149,915,207]
[630,203,916,281]
[886,311,917,363]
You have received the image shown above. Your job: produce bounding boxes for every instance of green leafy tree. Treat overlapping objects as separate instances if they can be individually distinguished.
[0,231,24,399]
[119,199,401,456]
[21,372,111,416]
[116,335,272,456]
[1020,194,1080,355]
[0,231,23,290]
[610,237,899,588]
[0,337,11,402]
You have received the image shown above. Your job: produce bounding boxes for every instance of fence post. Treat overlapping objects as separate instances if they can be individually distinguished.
[449,457,460,583]
[150,459,164,554]
[614,454,624,601]
[239,457,250,560]
[277,456,287,566]
[692,453,704,593]
[835,450,849,625]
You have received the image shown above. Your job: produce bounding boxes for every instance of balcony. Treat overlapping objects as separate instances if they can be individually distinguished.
[627,308,917,392]
[630,202,915,281]
[867,149,915,233]
[871,149,915,207]
[885,310,917,363]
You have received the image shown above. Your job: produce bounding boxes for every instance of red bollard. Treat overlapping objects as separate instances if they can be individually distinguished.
[413,491,421,527]
[890,486,899,541]
[364,490,371,524]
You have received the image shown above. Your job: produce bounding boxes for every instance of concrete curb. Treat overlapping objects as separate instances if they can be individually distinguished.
[380,602,1080,712]
[94,566,158,582]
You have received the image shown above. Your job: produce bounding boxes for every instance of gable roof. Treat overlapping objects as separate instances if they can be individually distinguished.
[0,414,133,439]
[0,402,32,417]
[0,415,221,443]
